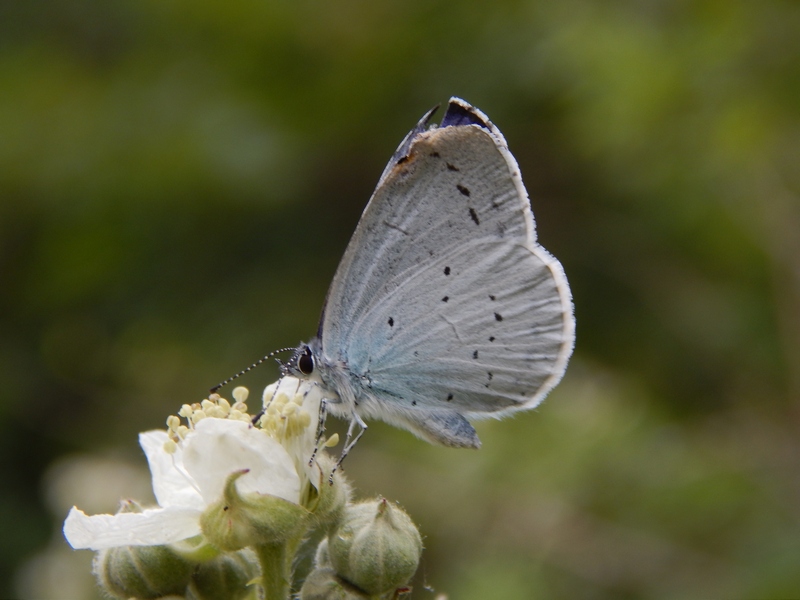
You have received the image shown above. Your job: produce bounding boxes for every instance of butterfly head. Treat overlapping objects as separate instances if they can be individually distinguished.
[286,341,323,382]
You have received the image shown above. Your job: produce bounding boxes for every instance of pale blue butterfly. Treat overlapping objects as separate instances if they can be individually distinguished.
[282,98,575,466]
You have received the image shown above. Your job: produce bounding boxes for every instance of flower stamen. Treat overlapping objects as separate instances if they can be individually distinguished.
[165,390,257,448]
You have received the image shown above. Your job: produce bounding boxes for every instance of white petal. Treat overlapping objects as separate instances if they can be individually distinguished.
[63,505,202,550]
[139,430,205,511]
[182,419,301,505]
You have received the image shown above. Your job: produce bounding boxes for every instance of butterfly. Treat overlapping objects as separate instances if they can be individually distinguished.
[280,98,575,466]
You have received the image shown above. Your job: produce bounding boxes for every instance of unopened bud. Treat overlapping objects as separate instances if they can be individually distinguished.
[94,544,193,599]
[327,498,422,596]
[300,567,366,600]
[185,549,259,600]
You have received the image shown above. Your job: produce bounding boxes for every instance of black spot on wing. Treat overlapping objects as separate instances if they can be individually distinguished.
[388,317,394,327]
[473,350,479,359]
[446,393,453,401]
[494,312,503,322]
[489,336,496,342]
[446,163,459,171]
[444,266,451,276]
[457,184,471,197]
[489,294,496,301]
[412,400,417,406]
[469,208,480,225]
[442,296,449,302]
[430,151,440,158]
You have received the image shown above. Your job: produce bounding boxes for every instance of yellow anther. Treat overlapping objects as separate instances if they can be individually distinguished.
[206,406,224,419]
[201,399,215,412]
[217,397,231,413]
[232,386,249,403]
[191,410,207,424]
[324,433,340,448]
[208,393,221,402]
[163,439,178,454]
[179,404,193,418]
[177,425,190,439]
[281,402,297,416]
[166,415,181,430]
[233,401,248,413]
[298,410,311,428]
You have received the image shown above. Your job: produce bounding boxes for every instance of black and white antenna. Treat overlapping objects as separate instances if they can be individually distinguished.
[209,347,295,394]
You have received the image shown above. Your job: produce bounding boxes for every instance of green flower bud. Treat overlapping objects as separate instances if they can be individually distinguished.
[93,543,193,599]
[185,549,259,600]
[300,567,368,600]
[201,469,311,551]
[327,498,422,596]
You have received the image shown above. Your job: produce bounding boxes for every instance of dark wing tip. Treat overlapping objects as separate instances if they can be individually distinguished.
[419,103,441,128]
[384,103,440,166]
[371,98,495,191]
[440,97,491,130]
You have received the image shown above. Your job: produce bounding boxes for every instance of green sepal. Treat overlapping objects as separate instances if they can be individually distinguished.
[305,454,351,531]
[200,469,311,551]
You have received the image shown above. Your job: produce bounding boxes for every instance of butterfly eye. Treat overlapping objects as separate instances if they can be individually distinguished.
[298,347,314,375]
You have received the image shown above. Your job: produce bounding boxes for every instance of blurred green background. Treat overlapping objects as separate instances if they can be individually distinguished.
[2,0,799,598]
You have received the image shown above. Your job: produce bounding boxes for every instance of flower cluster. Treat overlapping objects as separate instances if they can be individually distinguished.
[63,377,422,599]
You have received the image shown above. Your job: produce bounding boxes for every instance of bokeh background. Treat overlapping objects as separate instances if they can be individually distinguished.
[2,1,799,598]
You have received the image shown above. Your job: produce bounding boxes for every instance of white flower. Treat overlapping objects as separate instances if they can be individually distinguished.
[64,377,323,551]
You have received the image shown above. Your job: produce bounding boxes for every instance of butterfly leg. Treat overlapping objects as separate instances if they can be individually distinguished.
[308,397,329,467]
[329,412,368,484]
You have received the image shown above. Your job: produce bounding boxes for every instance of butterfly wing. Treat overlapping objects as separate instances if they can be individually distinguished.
[317,98,574,444]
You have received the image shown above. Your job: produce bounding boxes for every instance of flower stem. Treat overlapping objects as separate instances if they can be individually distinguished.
[254,542,291,599]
